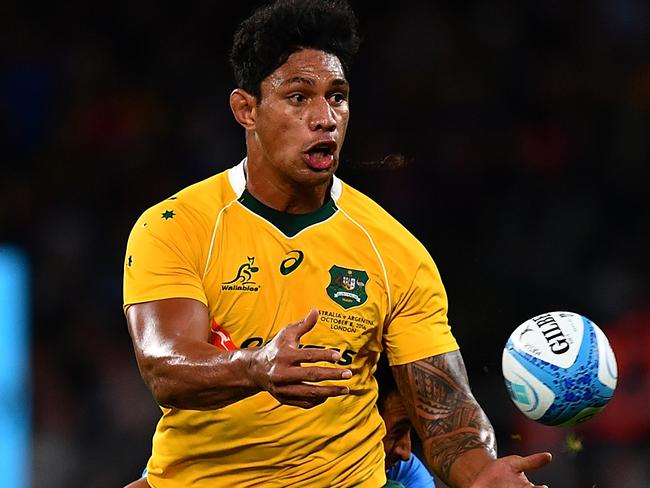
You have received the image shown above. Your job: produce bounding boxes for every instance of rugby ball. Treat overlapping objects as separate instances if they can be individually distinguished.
[502,311,617,426]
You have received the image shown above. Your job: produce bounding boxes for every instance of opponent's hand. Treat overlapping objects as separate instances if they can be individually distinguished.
[249,308,352,408]
[469,452,552,488]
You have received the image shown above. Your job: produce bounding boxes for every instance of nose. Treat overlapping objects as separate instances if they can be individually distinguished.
[392,433,411,462]
[393,442,410,462]
[308,98,337,132]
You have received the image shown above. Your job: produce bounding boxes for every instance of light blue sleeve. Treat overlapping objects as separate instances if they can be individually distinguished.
[386,454,436,488]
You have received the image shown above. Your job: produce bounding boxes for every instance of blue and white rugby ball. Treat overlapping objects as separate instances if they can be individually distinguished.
[502,311,617,426]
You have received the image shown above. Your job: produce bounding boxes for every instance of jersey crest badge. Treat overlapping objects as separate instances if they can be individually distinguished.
[326,265,369,310]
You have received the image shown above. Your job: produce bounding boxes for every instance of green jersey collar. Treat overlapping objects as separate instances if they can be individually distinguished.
[238,188,338,238]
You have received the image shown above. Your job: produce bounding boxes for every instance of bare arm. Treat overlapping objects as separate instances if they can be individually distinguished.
[392,351,496,487]
[393,351,551,488]
[127,298,351,410]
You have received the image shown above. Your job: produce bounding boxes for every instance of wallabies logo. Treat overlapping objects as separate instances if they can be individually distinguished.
[222,256,260,291]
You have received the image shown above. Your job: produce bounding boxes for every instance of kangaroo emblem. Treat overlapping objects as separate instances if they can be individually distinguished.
[223,256,260,285]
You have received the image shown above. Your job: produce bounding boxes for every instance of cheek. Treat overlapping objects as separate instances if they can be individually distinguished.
[337,112,350,139]
[382,436,392,451]
[257,114,292,150]
[399,432,411,449]
[265,113,303,143]
[337,110,349,127]
[382,434,399,452]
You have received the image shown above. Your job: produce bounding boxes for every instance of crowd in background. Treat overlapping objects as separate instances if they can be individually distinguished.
[1,1,649,486]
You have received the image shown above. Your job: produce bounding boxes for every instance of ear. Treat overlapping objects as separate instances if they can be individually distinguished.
[229,88,257,129]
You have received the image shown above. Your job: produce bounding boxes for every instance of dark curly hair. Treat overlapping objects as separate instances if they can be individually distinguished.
[230,0,361,99]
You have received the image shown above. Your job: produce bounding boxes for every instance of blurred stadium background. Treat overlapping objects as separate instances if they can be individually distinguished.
[2,1,649,486]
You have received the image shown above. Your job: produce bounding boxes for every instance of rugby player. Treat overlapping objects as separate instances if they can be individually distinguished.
[123,1,552,486]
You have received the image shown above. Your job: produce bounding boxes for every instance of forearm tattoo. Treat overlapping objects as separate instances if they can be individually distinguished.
[392,351,497,482]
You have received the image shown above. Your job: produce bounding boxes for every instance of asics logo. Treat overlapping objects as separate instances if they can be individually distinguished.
[280,250,304,275]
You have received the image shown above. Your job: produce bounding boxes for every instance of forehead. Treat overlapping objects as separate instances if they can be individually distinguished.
[264,49,346,90]
[382,393,409,423]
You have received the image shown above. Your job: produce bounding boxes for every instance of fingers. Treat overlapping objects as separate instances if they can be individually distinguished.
[280,310,344,364]
[295,346,341,364]
[287,308,319,341]
[512,452,553,472]
[255,309,354,408]
[471,454,552,488]
[276,364,352,384]
[274,383,350,408]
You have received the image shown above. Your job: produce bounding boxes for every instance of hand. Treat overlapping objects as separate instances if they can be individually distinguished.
[249,308,352,408]
[469,452,552,488]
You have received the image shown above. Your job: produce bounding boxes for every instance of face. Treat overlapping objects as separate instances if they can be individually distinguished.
[248,49,350,189]
[381,391,412,470]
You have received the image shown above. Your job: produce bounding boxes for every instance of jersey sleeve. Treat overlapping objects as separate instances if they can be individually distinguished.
[123,200,208,309]
[383,251,459,366]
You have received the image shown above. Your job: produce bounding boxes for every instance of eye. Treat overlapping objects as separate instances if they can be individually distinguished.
[330,92,347,105]
[288,93,307,104]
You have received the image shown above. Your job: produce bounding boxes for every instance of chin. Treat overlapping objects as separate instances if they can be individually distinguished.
[297,164,337,184]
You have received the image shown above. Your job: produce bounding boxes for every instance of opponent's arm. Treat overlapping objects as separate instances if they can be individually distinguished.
[393,351,551,488]
[127,299,350,410]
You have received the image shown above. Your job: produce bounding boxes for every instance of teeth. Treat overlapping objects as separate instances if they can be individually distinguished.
[311,145,331,154]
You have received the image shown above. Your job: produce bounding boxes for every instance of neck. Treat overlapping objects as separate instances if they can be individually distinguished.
[245,159,332,214]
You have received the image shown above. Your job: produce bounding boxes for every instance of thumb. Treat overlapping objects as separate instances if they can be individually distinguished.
[289,308,320,341]
[512,452,553,472]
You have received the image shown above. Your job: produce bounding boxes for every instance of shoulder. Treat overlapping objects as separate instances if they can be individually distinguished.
[124,166,241,296]
[173,165,241,212]
[132,166,238,237]
[335,178,432,263]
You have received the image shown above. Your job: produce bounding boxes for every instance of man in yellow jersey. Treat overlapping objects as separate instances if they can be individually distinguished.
[123,1,552,487]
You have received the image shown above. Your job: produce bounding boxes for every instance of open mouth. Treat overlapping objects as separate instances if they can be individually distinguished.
[306,141,336,156]
[304,141,337,170]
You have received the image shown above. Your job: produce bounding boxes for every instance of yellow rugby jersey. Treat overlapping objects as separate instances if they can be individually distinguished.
[124,160,459,488]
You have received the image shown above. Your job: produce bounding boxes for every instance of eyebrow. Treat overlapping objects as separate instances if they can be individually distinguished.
[393,419,411,430]
[280,77,349,87]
